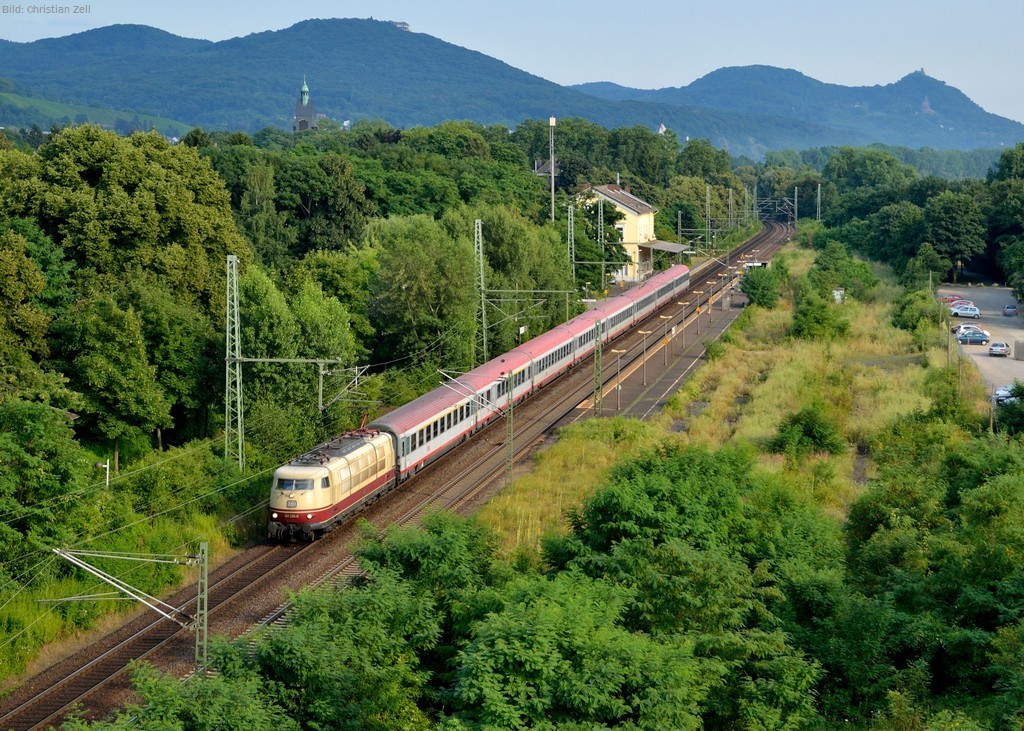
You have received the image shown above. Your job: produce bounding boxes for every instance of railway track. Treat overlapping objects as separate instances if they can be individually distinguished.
[0,221,791,731]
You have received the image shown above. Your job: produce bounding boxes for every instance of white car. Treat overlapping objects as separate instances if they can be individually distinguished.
[952,323,990,337]
[950,305,981,319]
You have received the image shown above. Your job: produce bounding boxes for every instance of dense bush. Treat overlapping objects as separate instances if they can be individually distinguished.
[766,403,847,457]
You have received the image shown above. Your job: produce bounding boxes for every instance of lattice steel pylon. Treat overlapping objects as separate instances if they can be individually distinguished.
[475,219,488,366]
[225,255,245,471]
[567,202,576,283]
[195,542,209,677]
[592,322,603,416]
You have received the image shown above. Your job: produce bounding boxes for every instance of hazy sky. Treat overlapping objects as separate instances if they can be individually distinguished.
[2,0,1022,123]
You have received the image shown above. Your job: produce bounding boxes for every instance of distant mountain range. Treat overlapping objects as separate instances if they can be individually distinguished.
[0,18,1021,158]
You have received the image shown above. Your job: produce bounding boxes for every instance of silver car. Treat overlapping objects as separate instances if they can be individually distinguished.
[989,341,1011,357]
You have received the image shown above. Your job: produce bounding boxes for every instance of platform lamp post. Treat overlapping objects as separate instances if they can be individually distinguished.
[677,302,690,347]
[611,348,626,410]
[706,279,717,324]
[638,330,652,385]
[659,315,672,365]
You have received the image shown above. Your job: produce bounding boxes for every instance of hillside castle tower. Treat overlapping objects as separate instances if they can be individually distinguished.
[293,77,318,132]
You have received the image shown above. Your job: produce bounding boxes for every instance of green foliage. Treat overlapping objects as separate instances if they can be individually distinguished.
[995,382,1024,436]
[891,288,944,350]
[791,281,850,340]
[766,403,847,458]
[52,293,172,444]
[807,240,879,301]
[923,191,986,277]
[740,265,782,308]
[62,661,300,731]
[450,572,712,730]
[0,398,88,560]
[366,214,476,370]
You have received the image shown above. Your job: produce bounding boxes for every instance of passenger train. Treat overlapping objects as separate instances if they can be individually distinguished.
[268,263,691,540]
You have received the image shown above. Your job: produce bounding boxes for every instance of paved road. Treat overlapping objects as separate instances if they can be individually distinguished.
[938,284,1024,393]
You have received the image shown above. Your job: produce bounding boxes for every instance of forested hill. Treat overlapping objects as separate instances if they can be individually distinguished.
[0,19,1022,157]
[574,66,1024,151]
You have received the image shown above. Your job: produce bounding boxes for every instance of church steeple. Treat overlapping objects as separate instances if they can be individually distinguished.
[293,77,317,132]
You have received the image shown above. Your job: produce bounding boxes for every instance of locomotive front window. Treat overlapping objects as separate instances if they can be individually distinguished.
[276,478,314,491]
[321,477,330,489]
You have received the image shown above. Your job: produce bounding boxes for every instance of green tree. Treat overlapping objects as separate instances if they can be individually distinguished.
[790,281,849,340]
[61,661,300,731]
[450,573,712,730]
[290,280,358,365]
[891,288,943,350]
[863,201,924,269]
[36,126,250,318]
[253,571,437,730]
[923,190,986,281]
[366,215,476,369]
[677,138,732,185]
[0,398,87,560]
[901,242,951,289]
[238,157,294,273]
[53,294,171,467]
[291,246,377,357]
[766,403,847,458]
[740,266,781,308]
[0,227,66,402]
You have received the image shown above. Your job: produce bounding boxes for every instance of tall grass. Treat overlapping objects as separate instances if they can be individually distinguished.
[475,418,662,553]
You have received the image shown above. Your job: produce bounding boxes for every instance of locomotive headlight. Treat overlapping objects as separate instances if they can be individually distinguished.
[306,513,314,519]
[271,512,279,519]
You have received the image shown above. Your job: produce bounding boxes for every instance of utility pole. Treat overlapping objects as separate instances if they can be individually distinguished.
[705,185,712,253]
[598,197,605,291]
[476,218,488,365]
[225,255,244,472]
[593,322,603,415]
[567,201,576,283]
[51,544,210,677]
[195,542,208,676]
[549,117,556,222]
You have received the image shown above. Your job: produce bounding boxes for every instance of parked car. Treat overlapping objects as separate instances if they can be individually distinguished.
[950,305,981,319]
[951,323,990,336]
[989,341,1011,357]
[957,330,989,345]
[995,385,1015,403]
[949,299,974,308]
[1003,304,1019,316]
